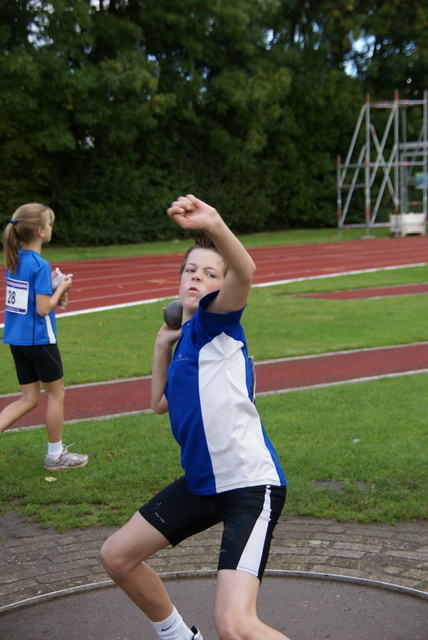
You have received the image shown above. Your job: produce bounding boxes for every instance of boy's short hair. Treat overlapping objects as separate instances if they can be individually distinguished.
[179,233,228,276]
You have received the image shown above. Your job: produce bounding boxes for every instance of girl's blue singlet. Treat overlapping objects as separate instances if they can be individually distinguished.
[3,249,57,346]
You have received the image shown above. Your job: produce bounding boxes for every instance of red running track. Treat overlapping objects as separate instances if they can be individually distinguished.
[1,343,428,429]
[1,235,428,323]
[1,236,427,429]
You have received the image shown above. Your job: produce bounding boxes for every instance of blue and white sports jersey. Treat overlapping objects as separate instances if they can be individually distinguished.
[165,291,286,496]
[3,250,57,346]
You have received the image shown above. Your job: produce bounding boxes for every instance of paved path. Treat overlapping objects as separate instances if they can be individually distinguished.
[0,510,427,614]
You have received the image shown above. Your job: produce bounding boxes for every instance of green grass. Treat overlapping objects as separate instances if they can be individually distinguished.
[1,375,426,531]
[247,266,428,360]
[267,377,428,524]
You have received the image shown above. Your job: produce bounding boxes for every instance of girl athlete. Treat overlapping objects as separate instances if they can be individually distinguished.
[1,203,88,471]
[100,195,291,640]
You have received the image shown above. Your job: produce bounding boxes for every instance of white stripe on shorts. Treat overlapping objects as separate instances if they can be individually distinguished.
[45,315,57,344]
[236,485,271,577]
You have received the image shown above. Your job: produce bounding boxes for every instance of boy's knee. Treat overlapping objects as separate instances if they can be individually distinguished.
[215,616,244,640]
[99,537,124,578]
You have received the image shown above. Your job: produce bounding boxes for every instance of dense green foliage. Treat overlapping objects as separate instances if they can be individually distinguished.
[0,1,427,243]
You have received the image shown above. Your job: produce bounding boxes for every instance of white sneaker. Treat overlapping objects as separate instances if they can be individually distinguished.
[44,444,89,471]
[191,626,204,640]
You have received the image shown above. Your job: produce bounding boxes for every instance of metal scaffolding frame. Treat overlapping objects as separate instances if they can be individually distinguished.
[337,90,428,236]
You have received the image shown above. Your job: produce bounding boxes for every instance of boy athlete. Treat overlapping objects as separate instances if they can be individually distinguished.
[100,195,290,640]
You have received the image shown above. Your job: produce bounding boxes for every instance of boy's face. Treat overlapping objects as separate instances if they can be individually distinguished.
[179,248,226,317]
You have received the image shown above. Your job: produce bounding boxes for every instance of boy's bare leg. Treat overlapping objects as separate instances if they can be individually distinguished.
[214,569,292,640]
[100,511,174,622]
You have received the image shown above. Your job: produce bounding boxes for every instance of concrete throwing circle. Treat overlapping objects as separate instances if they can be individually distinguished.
[0,572,427,639]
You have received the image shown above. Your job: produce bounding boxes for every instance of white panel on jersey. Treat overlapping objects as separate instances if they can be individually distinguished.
[198,333,280,493]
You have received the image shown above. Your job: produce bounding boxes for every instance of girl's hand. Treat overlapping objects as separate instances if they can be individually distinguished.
[52,269,73,295]
[58,275,73,294]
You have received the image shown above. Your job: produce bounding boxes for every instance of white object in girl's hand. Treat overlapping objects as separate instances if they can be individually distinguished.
[51,268,73,309]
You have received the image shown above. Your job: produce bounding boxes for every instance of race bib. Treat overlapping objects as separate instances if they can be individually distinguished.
[5,277,29,314]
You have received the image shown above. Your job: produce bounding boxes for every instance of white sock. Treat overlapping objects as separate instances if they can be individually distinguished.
[151,606,194,640]
[47,440,63,458]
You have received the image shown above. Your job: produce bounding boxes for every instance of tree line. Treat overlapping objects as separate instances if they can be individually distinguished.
[1,0,426,245]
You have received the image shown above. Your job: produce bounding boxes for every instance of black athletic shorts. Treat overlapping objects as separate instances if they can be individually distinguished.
[10,344,64,385]
[139,476,286,581]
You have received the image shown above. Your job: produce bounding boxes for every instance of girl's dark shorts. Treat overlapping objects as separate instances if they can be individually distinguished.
[10,344,64,385]
[139,476,286,581]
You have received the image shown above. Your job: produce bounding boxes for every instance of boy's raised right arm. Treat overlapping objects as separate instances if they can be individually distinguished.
[167,195,256,314]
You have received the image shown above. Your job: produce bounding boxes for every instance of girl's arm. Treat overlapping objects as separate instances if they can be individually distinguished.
[36,275,72,316]
[167,195,256,313]
[151,325,181,414]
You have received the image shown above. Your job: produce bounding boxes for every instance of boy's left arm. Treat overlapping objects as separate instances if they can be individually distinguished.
[151,325,181,414]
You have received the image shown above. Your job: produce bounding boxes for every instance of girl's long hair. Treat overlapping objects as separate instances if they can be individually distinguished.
[3,203,55,273]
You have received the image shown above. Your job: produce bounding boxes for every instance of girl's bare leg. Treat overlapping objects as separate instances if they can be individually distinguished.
[0,382,40,433]
[43,378,65,443]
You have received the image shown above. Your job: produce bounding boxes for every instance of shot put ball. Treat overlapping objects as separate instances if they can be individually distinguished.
[163,300,183,330]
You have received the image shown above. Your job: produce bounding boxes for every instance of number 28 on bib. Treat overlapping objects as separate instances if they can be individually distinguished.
[6,277,29,315]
